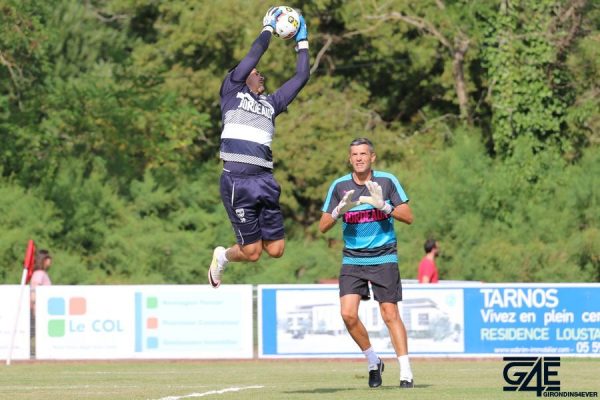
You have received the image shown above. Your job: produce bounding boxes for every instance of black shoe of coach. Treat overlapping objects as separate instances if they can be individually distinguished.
[368,359,384,388]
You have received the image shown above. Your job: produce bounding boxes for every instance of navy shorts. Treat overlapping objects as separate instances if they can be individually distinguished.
[339,263,403,303]
[220,170,285,245]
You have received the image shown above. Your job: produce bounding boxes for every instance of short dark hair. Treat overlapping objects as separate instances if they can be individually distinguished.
[424,239,437,254]
[349,137,374,152]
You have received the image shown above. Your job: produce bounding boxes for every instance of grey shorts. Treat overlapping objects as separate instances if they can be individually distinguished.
[339,263,402,303]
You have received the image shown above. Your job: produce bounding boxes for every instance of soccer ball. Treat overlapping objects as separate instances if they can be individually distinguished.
[273,6,300,40]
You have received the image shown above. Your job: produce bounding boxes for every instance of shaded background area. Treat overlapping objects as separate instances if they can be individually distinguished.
[1,0,598,284]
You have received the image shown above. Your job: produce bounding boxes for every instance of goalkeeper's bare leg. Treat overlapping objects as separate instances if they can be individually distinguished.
[208,239,284,288]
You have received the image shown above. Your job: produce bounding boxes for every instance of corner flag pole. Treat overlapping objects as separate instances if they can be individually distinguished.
[6,240,35,366]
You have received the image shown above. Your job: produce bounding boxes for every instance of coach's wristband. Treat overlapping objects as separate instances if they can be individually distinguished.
[381,203,393,215]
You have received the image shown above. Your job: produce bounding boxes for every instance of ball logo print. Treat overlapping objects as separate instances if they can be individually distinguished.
[273,6,300,40]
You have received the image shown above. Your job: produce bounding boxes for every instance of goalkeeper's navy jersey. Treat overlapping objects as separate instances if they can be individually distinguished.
[219,31,309,171]
[322,171,409,266]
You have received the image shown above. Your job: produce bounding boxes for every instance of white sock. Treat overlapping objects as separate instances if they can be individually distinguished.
[362,347,380,369]
[398,355,413,381]
[217,248,229,267]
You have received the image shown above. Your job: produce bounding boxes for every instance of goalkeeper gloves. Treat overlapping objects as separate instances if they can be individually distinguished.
[295,14,309,50]
[359,181,393,215]
[263,6,283,33]
[295,15,308,42]
[331,190,361,220]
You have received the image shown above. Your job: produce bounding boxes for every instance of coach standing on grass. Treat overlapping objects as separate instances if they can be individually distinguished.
[319,137,415,389]
[208,7,310,288]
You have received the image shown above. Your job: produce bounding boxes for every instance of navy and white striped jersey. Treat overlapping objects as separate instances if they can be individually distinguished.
[219,31,309,171]
[322,171,409,266]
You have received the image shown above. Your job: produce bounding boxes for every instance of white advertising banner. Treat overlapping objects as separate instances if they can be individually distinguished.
[0,285,30,361]
[259,284,380,358]
[258,283,600,358]
[35,285,253,359]
[257,284,467,358]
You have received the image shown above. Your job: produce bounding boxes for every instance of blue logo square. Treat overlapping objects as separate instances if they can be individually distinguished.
[146,337,159,349]
[48,297,66,315]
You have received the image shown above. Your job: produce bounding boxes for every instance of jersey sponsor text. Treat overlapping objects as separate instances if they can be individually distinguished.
[344,208,389,224]
[236,93,274,119]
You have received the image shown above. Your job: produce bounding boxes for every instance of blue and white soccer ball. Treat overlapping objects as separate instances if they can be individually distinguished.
[273,6,300,40]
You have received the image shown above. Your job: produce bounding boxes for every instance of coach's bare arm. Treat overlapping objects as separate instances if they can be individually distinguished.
[392,203,414,225]
[319,213,337,234]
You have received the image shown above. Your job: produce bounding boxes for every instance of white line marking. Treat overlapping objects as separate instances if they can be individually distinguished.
[154,385,264,400]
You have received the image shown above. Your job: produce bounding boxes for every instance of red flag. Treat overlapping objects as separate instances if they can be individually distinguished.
[24,240,36,284]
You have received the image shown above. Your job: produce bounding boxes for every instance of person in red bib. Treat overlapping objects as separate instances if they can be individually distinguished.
[418,239,439,283]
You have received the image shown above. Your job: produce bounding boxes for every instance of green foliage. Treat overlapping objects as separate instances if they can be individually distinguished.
[565,29,600,152]
[0,179,59,282]
[305,0,472,124]
[481,0,583,157]
[1,0,212,189]
[400,131,599,282]
[225,238,341,284]
[92,163,233,284]
[0,177,89,283]
[0,0,50,104]
[0,0,598,284]
[274,76,402,229]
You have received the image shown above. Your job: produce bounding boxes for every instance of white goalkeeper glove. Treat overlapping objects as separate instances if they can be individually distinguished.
[331,190,360,220]
[263,6,282,33]
[359,181,393,215]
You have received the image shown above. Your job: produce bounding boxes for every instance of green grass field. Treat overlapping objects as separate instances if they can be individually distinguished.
[1,358,599,400]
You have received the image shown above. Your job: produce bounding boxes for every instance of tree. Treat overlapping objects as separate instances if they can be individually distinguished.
[481,0,590,157]
[365,0,478,123]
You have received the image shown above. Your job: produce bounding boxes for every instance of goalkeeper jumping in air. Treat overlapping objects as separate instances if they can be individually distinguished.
[208,7,310,288]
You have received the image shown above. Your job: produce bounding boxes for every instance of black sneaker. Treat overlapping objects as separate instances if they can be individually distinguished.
[400,379,414,388]
[368,359,384,388]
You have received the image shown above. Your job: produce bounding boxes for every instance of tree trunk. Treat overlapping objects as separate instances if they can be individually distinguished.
[452,38,472,124]
[383,12,473,125]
